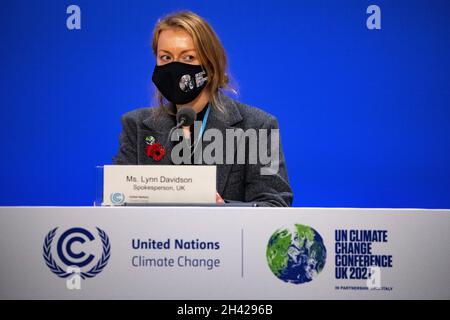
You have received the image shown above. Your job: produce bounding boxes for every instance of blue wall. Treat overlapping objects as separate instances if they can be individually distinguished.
[1,0,449,208]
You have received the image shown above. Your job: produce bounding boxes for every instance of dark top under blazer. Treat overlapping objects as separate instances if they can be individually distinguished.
[112,93,293,207]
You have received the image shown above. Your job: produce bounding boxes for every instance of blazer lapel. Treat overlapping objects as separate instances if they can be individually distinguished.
[142,107,177,165]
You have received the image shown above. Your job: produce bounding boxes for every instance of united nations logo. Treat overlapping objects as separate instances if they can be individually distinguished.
[266,224,326,284]
[110,192,125,205]
[42,227,111,281]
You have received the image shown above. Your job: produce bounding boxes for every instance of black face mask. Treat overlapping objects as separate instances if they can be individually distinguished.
[152,62,208,105]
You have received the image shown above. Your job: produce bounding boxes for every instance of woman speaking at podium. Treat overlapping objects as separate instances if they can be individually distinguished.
[113,11,293,207]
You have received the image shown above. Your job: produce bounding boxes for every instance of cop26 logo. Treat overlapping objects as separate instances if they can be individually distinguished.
[43,227,111,289]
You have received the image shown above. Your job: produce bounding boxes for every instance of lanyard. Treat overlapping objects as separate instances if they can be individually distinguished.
[192,105,210,156]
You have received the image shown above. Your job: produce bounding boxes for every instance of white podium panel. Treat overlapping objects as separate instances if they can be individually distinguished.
[0,207,449,299]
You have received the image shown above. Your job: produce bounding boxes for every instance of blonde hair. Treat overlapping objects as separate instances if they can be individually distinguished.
[151,11,236,113]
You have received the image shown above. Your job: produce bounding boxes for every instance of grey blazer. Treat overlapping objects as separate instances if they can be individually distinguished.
[112,93,293,207]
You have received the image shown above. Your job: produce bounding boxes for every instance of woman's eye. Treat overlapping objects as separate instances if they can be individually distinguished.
[160,55,171,61]
[183,55,195,62]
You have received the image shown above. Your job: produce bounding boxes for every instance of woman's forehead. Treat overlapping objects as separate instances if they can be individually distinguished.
[157,28,195,53]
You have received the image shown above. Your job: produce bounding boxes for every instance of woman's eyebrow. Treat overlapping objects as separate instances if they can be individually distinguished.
[158,49,196,55]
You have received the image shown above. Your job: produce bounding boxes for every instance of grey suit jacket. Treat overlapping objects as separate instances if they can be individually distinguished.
[112,93,293,207]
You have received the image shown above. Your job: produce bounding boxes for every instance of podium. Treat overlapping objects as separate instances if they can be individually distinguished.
[0,206,449,299]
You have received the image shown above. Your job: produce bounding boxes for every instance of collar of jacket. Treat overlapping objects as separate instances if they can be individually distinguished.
[141,92,243,133]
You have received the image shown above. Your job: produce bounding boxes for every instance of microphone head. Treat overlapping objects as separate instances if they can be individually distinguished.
[176,106,196,126]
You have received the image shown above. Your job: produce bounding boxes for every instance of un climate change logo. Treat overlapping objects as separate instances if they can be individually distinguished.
[110,192,125,205]
[266,224,326,284]
[43,227,111,285]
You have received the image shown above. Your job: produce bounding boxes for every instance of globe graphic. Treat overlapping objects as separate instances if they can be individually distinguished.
[266,224,326,284]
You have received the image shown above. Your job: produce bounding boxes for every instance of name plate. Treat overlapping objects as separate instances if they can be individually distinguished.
[103,165,216,205]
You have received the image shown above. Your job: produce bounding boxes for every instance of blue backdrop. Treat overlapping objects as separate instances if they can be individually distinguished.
[1,0,449,208]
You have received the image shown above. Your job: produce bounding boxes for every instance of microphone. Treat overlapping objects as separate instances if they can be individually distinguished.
[176,106,197,127]
[167,106,197,145]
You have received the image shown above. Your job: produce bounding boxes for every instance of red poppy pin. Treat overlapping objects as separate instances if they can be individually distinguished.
[145,136,166,162]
